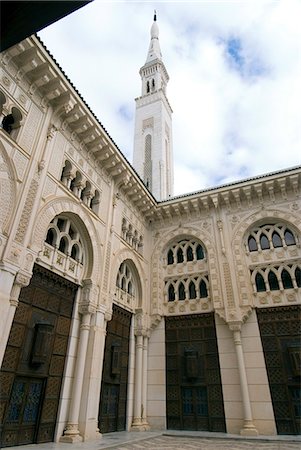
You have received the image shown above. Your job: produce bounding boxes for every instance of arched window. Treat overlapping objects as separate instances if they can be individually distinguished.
[177,248,184,264]
[248,236,257,252]
[152,78,155,90]
[295,267,301,288]
[199,280,208,298]
[281,269,293,289]
[168,284,175,302]
[2,114,14,133]
[272,232,282,248]
[128,281,133,295]
[189,281,196,299]
[284,229,296,246]
[59,237,68,254]
[91,190,100,214]
[144,134,152,190]
[71,244,79,261]
[146,81,150,93]
[260,234,270,250]
[187,246,193,262]
[196,244,204,260]
[268,271,279,291]
[167,249,174,265]
[255,273,266,292]
[46,228,56,246]
[178,282,185,300]
[121,277,126,291]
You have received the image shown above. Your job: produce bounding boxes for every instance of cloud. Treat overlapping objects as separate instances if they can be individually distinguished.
[38,0,301,197]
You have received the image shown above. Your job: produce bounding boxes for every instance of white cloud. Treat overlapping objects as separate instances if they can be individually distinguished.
[38,0,301,197]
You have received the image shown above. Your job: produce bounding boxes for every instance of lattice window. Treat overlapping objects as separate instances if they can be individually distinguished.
[116,262,136,297]
[246,223,298,252]
[166,239,205,266]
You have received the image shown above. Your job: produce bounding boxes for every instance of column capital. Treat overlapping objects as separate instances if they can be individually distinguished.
[78,279,98,315]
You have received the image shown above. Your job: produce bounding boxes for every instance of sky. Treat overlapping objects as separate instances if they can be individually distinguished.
[38,0,301,196]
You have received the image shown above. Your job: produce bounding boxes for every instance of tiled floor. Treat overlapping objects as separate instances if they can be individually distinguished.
[3,431,301,450]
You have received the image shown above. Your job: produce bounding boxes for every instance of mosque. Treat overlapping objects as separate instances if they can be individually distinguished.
[0,11,300,447]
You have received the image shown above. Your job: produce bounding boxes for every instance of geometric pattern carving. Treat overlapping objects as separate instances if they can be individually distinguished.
[257,305,301,435]
[0,265,77,447]
[165,314,226,432]
[0,146,15,233]
[15,178,38,243]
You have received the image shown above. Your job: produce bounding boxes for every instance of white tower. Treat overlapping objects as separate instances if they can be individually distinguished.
[133,12,174,200]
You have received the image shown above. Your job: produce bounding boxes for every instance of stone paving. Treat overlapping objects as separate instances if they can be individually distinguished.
[4,432,301,450]
[108,435,301,450]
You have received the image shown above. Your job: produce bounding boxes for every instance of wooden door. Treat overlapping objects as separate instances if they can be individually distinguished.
[165,313,226,432]
[257,305,301,435]
[98,304,131,433]
[0,265,77,447]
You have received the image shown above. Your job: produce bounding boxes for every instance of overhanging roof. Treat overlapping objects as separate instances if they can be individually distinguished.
[1,1,92,52]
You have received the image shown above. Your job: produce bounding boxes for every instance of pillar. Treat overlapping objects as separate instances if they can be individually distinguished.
[60,313,91,442]
[232,325,258,436]
[132,333,143,428]
[141,335,149,428]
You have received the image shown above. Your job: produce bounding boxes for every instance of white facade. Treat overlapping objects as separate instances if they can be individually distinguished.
[133,14,174,201]
[0,19,300,449]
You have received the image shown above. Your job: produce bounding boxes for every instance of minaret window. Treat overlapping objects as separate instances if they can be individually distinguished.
[144,134,152,190]
[152,78,155,91]
[146,81,150,93]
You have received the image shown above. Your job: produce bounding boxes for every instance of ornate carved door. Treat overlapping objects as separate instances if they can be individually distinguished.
[165,313,226,432]
[257,305,301,435]
[98,304,131,433]
[0,265,77,447]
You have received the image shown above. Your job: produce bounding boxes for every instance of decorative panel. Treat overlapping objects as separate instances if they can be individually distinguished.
[257,305,301,435]
[165,313,226,432]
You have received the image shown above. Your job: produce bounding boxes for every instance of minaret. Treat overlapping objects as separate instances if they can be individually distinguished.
[133,12,174,200]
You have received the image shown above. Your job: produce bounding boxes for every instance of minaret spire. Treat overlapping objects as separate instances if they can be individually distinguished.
[133,13,174,200]
[146,10,162,63]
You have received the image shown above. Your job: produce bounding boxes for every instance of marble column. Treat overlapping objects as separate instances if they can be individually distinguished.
[132,333,143,429]
[141,335,149,428]
[232,327,258,436]
[60,313,91,442]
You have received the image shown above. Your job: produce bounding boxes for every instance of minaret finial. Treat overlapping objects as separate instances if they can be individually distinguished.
[154,10,157,21]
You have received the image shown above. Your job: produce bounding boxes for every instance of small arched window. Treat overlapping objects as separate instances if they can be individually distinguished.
[268,271,279,291]
[59,237,68,254]
[177,248,184,264]
[281,269,293,289]
[255,273,266,292]
[2,114,14,133]
[295,268,301,288]
[196,244,204,260]
[284,229,296,246]
[199,280,208,298]
[46,228,56,247]
[168,284,175,302]
[260,234,270,250]
[71,244,79,261]
[121,277,126,291]
[187,246,193,262]
[178,282,185,300]
[146,81,150,93]
[248,236,257,252]
[272,232,282,248]
[167,249,174,265]
[189,281,196,299]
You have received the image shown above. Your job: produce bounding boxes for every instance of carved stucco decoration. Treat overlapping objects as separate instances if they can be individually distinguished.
[151,225,225,320]
[30,197,101,283]
[231,207,301,312]
[108,248,147,312]
[0,143,16,234]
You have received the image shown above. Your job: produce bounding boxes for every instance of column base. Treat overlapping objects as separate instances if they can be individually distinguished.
[60,424,83,443]
[131,418,149,431]
[59,434,83,443]
[240,421,259,436]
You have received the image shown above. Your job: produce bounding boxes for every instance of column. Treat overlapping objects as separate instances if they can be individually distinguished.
[60,313,91,442]
[126,315,135,430]
[232,326,258,436]
[141,335,149,428]
[132,333,143,429]
[0,271,30,366]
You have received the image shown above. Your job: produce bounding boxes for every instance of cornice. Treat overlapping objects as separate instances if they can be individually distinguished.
[2,35,157,218]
